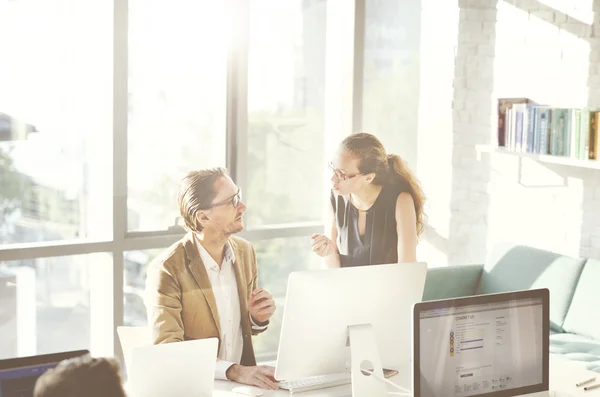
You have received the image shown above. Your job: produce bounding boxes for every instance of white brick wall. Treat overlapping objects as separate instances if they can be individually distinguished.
[433,0,600,264]
[416,0,460,266]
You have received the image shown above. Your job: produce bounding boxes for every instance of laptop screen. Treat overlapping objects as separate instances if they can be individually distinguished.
[0,350,89,397]
[413,289,549,397]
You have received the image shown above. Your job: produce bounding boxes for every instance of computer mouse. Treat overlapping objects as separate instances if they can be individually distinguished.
[232,386,264,396]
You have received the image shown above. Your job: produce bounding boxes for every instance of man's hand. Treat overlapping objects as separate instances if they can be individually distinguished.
[226,364,279,390]
[249,287,275,324]
[311,233,334,257]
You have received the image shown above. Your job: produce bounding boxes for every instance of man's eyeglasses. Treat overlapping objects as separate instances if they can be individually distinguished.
[328,162,362,181]
[206,187,242,209]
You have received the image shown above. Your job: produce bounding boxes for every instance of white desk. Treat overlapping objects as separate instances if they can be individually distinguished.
[212,358,600,397]
[547,357,600,397]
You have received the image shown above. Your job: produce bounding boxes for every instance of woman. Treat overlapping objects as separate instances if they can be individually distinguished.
[311,132,425,267]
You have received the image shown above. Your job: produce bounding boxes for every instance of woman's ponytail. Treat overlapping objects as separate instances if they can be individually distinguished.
[387,154,425,237]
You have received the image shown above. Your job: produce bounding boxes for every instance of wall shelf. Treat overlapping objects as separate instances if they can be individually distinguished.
[475,145,600,170]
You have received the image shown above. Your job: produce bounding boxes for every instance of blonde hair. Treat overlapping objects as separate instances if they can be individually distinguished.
[340,132,426,237]
[177,168,227,232]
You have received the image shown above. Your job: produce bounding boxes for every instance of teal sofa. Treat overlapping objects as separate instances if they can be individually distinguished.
[422,242,600,373]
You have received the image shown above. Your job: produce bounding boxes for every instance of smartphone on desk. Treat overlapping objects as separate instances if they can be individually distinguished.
[383,368,398,378]
[360,368,399,378]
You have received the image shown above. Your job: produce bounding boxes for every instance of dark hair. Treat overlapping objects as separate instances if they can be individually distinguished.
[340,132,426,236]
[177,168,227,232]
[34,356,126,397]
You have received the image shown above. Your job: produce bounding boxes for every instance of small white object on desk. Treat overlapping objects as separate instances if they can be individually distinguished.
[232,386,264,396]
[584,383,600,392]
[577,377,596,387]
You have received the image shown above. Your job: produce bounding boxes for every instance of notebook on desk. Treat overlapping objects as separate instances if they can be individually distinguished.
[412,288,573,397]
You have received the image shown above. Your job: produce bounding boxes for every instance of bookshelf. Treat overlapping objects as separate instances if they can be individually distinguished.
[476,144,600,170]
[491,97,600,169]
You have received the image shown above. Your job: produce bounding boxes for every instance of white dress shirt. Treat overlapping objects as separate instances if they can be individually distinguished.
[195,237,266,380]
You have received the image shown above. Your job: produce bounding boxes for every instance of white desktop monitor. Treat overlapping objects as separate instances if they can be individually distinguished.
[275,262,428,381]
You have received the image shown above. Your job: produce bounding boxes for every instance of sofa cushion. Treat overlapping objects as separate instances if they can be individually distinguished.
[476,243,585,332]
[422,264,483,301]
[562,259,600,341]
[550,332,600,373]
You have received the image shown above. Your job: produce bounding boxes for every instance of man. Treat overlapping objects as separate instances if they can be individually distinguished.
[145,168,278,390]
[34,356,126,397]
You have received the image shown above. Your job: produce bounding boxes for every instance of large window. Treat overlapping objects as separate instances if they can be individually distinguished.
[0,0,112,245]
[0,0,375,360]
[0,253,112,360]
[123,249,162,327]
[362,0,421,168]
[127,0,228,232]
[246,0,327,226]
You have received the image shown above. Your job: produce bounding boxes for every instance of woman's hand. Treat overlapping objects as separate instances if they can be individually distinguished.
[311,234,335,257]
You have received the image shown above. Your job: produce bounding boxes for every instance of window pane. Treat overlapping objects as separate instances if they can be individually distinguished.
[246,0,327,226]
[123,249,162,327]
[0,253,112,359]
[0,1,113,245]
[252,237,321,360]
[362,0,420,167]
[127,1,228,232]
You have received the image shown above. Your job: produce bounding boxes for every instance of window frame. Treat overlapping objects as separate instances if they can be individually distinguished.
[0,0,366,361]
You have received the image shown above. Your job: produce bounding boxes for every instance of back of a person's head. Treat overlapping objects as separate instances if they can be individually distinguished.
[34,355,126,397]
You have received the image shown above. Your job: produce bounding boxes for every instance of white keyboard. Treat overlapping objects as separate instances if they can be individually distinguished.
[278,373,351,393]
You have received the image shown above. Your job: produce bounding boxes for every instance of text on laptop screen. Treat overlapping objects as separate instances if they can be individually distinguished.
[0,363,58,397]
[418,296,544,397]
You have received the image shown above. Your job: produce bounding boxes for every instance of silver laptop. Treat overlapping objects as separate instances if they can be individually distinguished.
[412,288,564,397]
[128,338,218,397]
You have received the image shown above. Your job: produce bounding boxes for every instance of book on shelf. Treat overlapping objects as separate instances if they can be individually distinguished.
[497,98,535,148]
[497,97,600,160]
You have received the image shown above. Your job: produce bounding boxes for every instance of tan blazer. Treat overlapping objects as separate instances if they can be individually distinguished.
[144,232,265,366]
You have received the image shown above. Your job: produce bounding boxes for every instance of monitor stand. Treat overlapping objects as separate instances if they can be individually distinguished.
[348,324,388,397]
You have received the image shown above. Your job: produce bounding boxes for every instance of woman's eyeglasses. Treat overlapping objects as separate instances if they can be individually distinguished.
[328,162,363,181]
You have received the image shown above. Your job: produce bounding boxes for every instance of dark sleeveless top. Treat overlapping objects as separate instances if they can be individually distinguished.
[330,182,410,267]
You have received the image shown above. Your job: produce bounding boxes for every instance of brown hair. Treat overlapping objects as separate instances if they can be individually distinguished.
[340,132,426,237]
[34,356,126,397]
[177,168,227,232]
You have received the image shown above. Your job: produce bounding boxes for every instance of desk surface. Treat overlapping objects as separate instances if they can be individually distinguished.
[212,357,599,397]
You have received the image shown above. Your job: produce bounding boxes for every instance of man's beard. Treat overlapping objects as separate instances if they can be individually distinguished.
[224,219,244,236]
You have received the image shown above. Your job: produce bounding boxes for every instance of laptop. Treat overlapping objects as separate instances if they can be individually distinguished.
[127,338,218,397]
[0,350,89,397]
[412,288,567,397]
